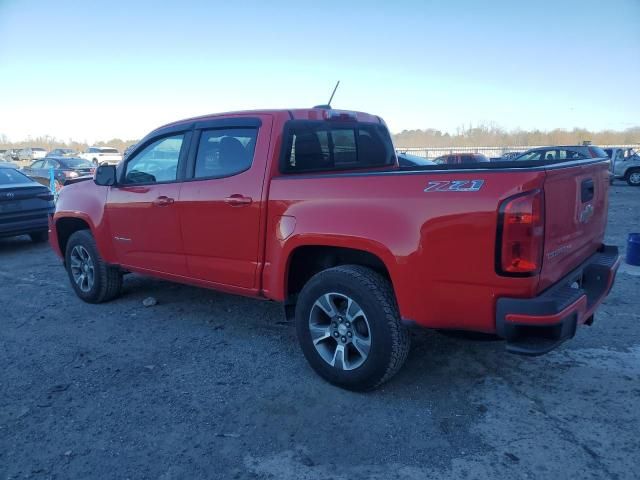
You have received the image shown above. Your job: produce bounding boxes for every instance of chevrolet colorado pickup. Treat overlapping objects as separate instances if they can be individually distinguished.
[50,108,620,390]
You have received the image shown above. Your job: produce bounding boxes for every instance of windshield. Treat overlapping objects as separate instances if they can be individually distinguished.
[100,148,119,154]
[60,158,94,168]
[32,147,46,151]
[0,168,32,185]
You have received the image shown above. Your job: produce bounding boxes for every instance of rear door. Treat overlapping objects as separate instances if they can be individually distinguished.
[177,115,272,289]
[106,131,191,276]
[539,159,610,290]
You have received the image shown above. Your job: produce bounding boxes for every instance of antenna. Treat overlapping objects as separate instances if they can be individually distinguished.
[313,81,341,109]
[327,80,340,106]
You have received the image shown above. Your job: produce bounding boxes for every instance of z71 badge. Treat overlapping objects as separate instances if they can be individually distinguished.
[424,180,484,192]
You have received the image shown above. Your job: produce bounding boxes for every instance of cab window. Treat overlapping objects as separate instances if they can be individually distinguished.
[124,134,184,184]
[194,128,257,179]
[282,122,395,173]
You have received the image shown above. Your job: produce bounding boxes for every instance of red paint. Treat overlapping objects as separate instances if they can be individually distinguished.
[50,108,615,335]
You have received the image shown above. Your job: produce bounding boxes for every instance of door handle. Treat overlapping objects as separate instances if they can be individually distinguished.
[152,195,175,206]
[224,194,252,206]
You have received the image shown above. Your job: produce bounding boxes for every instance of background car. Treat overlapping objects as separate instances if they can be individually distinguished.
[513,145,608,162]
[0,167,55,242]
[17,147,47,163]
[604,147,640,186]
[433,153,490,165]
[0,161,20,169]
[396,151,437,168]
[79,146,123,165]
[497,151,523,161]
[46,148,79,157]
[22,156,95,191]
[2,149,20,161]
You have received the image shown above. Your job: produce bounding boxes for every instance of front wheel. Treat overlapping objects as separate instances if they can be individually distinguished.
[627,170,640,186]
[295,265,410,391]
[65,230,122,303]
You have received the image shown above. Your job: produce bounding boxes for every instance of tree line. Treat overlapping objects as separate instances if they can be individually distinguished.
[393,124,640,148]
[2,125,639,152]
[0,135,138,153]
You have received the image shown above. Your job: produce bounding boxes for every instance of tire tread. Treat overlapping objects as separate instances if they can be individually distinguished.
[297,264,410,390]
[66,230,122,303]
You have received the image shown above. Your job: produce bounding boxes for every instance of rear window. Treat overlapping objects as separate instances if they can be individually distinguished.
[588,147,608,159]
[32,147,46,151]
[282,122,395,173]
[100,148,119,154]
[0,168,32,185]
[60,158,94,168]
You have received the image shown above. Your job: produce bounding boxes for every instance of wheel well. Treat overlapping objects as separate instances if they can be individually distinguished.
[56,217,91,255]
[626,167,640,178]
[286,246,392,303]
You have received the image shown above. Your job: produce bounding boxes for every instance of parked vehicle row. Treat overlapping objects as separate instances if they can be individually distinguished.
[49,106,619,391]
[397,145,640,188]
[1,146,124,166]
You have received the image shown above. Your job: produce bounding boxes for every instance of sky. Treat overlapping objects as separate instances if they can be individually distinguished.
[0,0,639,142]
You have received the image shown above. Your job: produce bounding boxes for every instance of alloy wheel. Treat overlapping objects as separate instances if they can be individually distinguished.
[308,292,372,370]
[70,245,95,292]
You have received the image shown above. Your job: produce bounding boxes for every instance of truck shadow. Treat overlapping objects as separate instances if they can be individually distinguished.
[0,235,47,253]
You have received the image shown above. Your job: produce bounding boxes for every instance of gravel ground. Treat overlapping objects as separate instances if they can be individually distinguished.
[1,183,639,480]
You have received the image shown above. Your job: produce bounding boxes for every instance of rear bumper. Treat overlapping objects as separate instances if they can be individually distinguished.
[0,213,50,238]
[496,245,620,356]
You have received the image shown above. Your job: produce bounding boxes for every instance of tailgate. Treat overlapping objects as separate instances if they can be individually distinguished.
[539,160,610,291]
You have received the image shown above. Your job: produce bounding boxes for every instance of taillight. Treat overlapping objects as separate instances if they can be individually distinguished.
[496,190,544,276]
[36,192,55,201]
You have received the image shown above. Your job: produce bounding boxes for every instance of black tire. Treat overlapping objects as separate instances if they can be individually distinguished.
[65,230,122,303]
[626,169,640,186]
[295,265,410,391]
[29,231,48,243]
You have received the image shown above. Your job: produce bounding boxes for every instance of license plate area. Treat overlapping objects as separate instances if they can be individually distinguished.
[0,201,21,213]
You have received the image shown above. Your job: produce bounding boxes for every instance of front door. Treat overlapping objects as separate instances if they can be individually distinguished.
[178,116,272,289]
[106,132,190,276]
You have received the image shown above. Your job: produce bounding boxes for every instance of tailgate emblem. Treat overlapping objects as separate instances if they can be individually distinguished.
[424,180,484,192]
[4,192,15,199]
[579,203,594,224]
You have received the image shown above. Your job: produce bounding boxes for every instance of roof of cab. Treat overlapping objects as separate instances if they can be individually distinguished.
[154,108,383,133]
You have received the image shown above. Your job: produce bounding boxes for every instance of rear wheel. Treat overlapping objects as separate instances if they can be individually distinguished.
[65,230,122,303]
[627,170,640,186]
[295,265,410,391]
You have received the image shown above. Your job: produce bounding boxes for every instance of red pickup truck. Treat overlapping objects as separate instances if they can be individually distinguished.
[50,108,620,390]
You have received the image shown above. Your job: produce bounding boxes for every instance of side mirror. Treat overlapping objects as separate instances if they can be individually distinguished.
[94,164,117,186]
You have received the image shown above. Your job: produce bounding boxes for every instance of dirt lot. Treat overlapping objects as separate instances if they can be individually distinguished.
[1,184,639,480]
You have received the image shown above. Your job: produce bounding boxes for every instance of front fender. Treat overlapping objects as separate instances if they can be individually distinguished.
[54,181,116,263]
